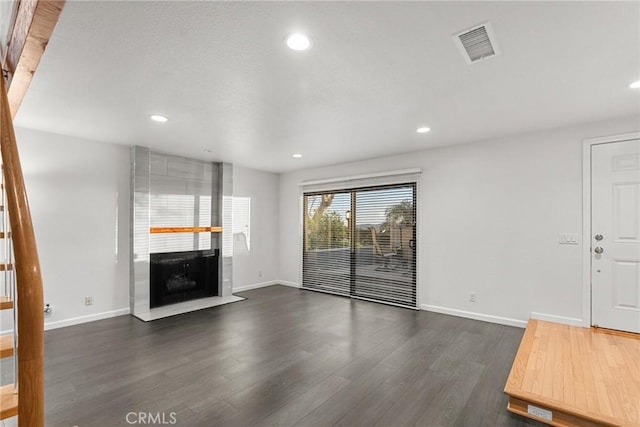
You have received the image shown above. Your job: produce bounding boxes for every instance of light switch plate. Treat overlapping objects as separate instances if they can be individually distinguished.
[559,233,578,245]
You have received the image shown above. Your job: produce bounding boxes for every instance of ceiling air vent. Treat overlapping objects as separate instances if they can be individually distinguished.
[453,22,500,64]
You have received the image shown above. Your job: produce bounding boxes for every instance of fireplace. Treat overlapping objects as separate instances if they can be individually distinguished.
[150,249,219,308]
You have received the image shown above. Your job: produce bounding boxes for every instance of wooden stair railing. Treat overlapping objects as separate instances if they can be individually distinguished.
[0,165,18,421]
[0,68,45,426]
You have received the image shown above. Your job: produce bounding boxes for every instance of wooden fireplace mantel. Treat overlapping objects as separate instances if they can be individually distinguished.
[149,226,222,234]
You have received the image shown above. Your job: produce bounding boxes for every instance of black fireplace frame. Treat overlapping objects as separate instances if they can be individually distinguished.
[150,249,219,308]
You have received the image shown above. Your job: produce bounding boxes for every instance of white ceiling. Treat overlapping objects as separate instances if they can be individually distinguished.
[14,1,640,173]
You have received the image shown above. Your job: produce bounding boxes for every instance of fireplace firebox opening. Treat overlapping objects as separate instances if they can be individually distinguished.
[150,249,219,308]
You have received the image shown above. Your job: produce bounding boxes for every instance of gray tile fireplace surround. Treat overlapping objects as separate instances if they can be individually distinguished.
[130,147,241,321]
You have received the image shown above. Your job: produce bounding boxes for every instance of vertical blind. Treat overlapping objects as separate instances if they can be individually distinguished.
[302,182,417,308]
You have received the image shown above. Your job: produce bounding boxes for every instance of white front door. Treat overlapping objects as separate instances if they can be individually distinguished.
[591,138,640,333]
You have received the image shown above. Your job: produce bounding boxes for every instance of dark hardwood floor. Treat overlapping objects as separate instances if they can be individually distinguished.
[2,285,543,426]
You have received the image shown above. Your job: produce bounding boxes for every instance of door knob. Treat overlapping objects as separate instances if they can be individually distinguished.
[595,234,603,241]
[594,247,604,254]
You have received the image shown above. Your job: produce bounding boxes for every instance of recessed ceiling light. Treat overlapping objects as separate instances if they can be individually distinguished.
[416,127,431,134]
[286,33,311,51]
[292,153,303,158]
[150,114,168,123]
[629,80,640,89]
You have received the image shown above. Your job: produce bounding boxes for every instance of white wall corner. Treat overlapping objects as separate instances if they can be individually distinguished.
[44,308,131,331]
[530,312,584,327]
[420,304,528,328]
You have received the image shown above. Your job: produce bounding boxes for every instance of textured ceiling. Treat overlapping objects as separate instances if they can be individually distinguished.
[14,1,640,173]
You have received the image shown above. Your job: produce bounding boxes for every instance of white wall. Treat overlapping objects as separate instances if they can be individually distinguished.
[232,165,279,290]
[5,128,131,330]
[3,115,636,331]
[278,116,639,326]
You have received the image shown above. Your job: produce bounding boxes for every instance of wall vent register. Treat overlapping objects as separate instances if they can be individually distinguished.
[453,21,501,64]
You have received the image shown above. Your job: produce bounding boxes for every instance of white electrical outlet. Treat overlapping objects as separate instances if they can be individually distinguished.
[469,292,476,303]
[258,270,263,278]
[85,296,93,306]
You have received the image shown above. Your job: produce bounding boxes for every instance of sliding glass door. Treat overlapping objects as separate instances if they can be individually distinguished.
[302,183,416,308]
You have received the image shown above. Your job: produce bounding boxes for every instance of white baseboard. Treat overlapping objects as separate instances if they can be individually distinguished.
[420,304,527,328]
[2,307,131,334]
[530,312,583,327]
[233,281,278,292]
[43,308,131,331]
[278,281,301,289]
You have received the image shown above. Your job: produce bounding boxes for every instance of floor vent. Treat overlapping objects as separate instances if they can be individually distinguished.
[453,22,500,64]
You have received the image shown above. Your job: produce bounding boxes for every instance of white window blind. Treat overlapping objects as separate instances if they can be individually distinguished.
[232,197,251,254]
[149,194,213,254]
[222,196,233,257]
